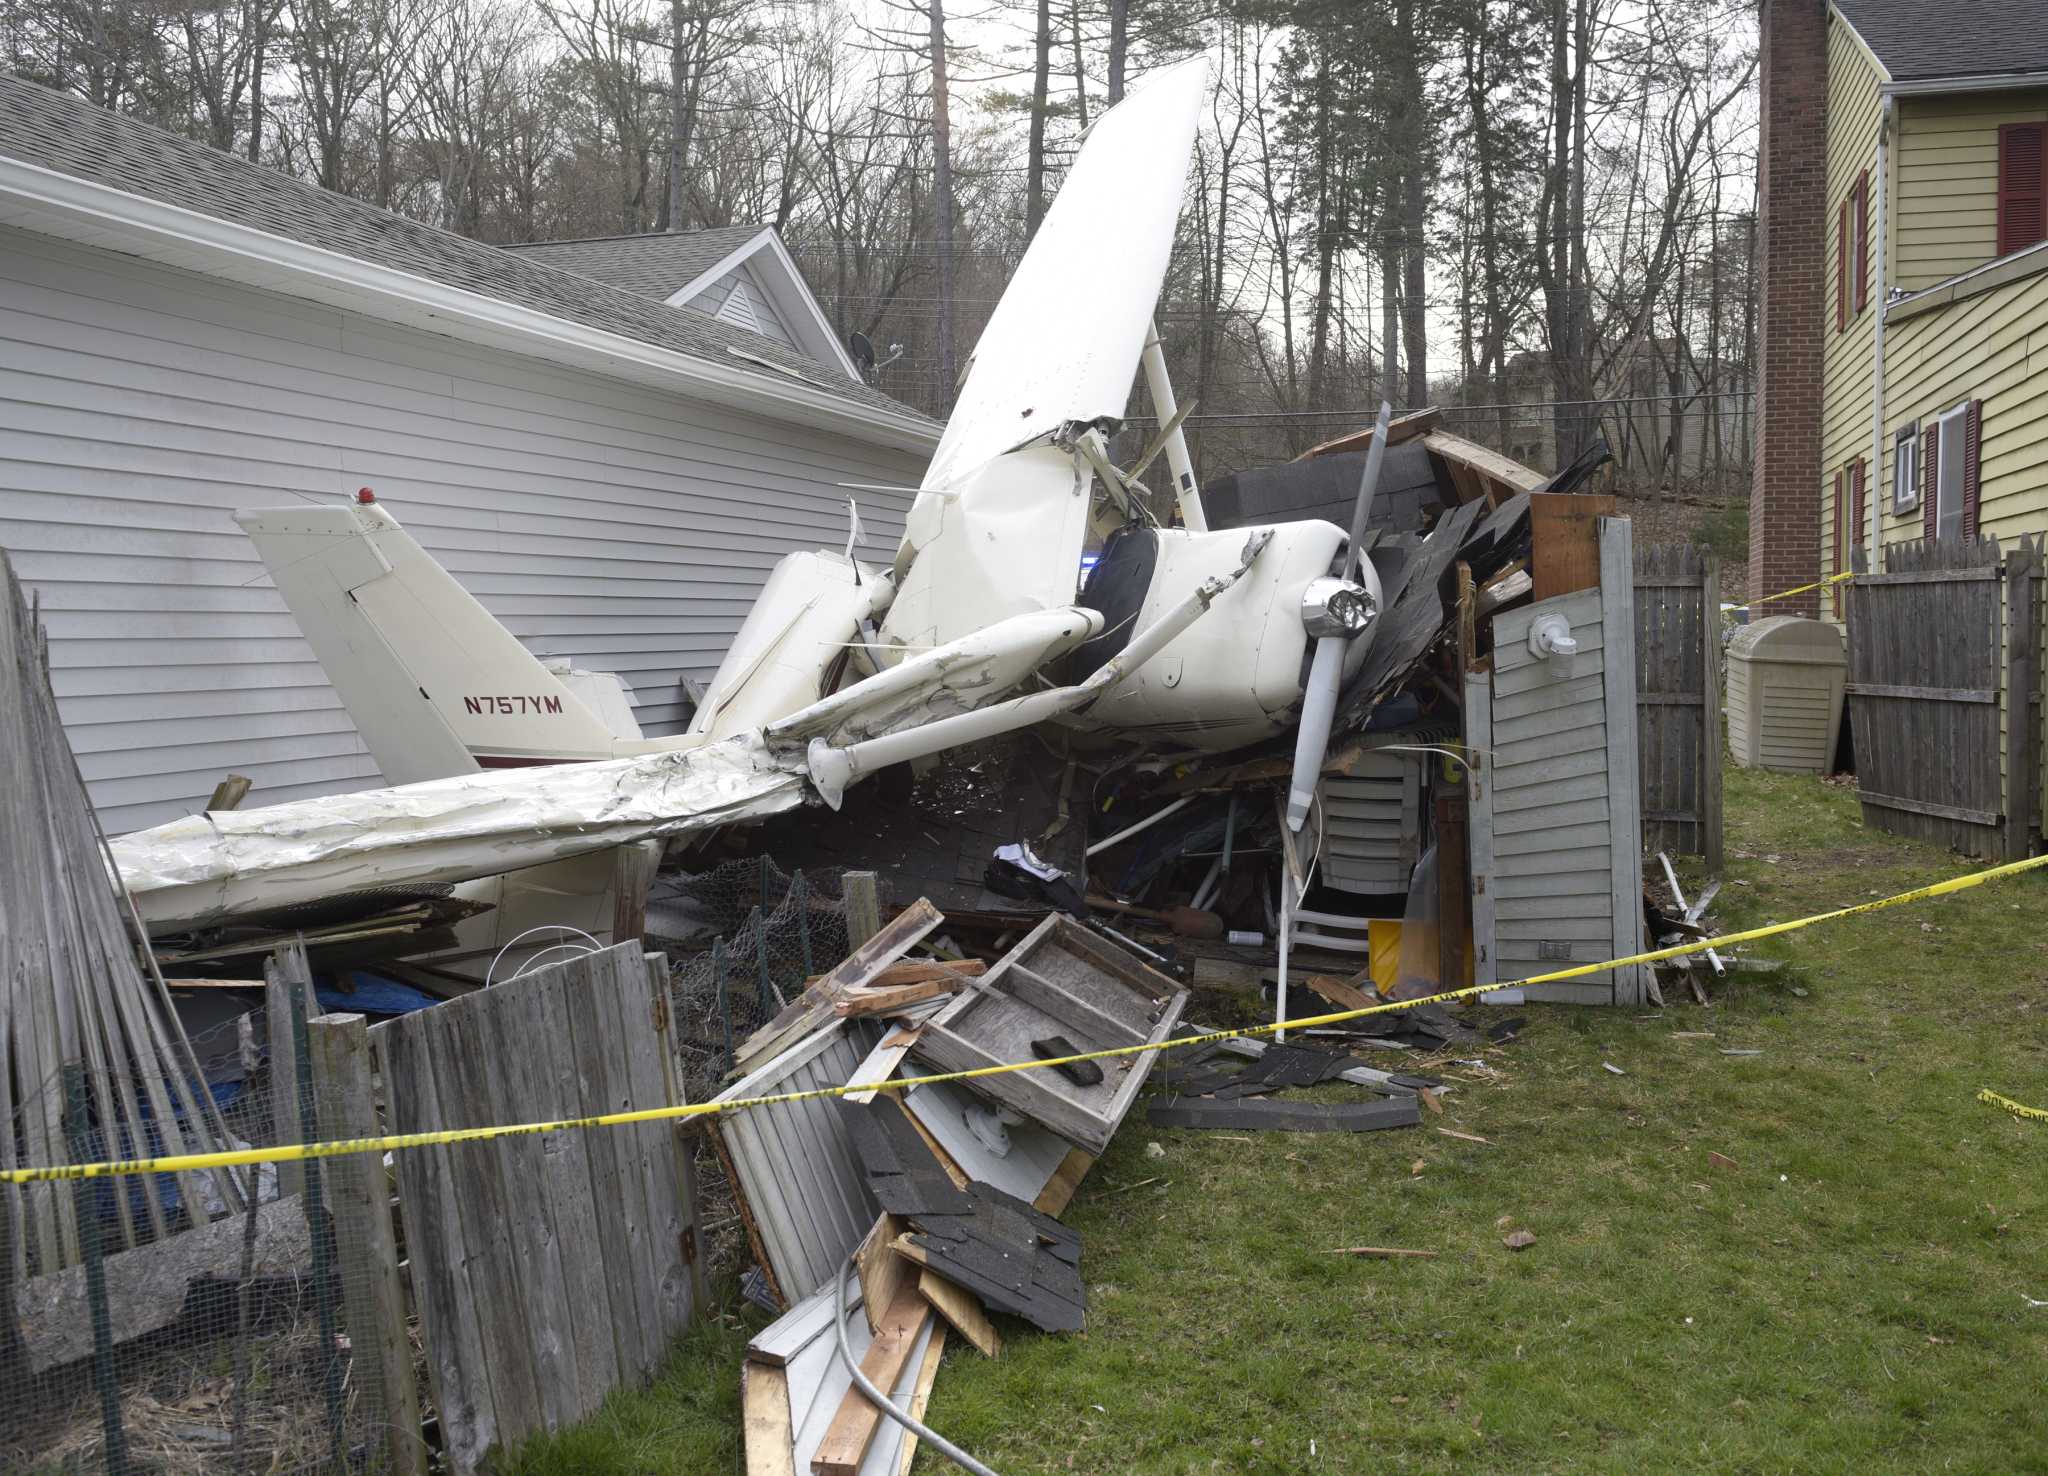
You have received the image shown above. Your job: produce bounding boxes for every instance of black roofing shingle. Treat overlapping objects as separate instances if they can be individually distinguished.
[0,75,929,425]
[504,226,764,301]
[1834,0,2048,83]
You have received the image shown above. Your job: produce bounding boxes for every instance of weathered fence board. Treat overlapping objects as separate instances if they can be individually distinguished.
[372,942,693,1474]
[1633,542,1724,870]
[1846,537,2037,859]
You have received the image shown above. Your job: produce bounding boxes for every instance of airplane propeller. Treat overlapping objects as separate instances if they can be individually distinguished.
[1284,400,1392,832]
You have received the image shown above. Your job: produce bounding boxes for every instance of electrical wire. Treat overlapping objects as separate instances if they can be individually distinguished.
[483,925,605,987]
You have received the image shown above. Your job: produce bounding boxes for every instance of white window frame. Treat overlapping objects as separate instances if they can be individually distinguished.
[1891,423,1919,515]
[1934,401,1969,542]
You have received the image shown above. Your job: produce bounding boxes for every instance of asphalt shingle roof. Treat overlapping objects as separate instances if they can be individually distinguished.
[503,226,765,301]
[0,75,928,425]
[1834,0,2048,83]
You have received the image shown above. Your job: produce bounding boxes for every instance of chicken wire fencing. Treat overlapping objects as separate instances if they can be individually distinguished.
[1,1004,415,1476]
[2,856,860,1473]
[653,857,852,1103]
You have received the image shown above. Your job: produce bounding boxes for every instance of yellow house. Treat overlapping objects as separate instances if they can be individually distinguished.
[1819,0,2048,603]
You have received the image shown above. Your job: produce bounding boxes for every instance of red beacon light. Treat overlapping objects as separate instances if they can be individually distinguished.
[356,487,376,504]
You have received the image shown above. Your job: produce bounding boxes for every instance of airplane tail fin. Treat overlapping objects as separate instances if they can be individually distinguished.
[235,499,621,783]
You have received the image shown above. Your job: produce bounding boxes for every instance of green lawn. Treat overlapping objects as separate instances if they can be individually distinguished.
[504,767,2048,1474]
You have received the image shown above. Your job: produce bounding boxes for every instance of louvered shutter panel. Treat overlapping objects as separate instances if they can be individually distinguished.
[1922,421,1940,541]
[1998,123,2047,256]
[1853,458,1867,558]
[1855,172,1869,313]
[1837,199,1849,331]
[1963,399,1983,538]
[1843,468,1859,614]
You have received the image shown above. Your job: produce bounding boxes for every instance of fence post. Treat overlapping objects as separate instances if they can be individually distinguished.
[281,945,349,1472]
[309,1012,427,1476]
[711,939,734,1075]
[645,951,710,1322]
[611,840,659,947]
[1702,551,1725,873]
[2006,539,2039,861]
[265,954,307,1200]
[750,905,785,1010]
[842,871,882,952]
[792,870,814,975]
[60,1063,126,1476]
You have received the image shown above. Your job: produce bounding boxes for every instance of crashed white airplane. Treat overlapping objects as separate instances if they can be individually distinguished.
[111,56,1385,934]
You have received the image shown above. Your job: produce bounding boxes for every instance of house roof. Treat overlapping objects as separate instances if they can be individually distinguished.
[1833,0,2048,84]
[504,226,766,301]
[0,75,933,434]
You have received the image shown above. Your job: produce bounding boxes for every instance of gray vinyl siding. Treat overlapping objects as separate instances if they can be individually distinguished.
[1470,521,1648,1007]
[1488,590,1618,978]
[0,224,926,834]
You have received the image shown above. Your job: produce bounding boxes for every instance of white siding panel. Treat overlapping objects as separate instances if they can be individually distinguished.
[1477,587,1624,996]
[0,225,928,832]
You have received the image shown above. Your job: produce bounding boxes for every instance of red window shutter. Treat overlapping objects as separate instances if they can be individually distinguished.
[1922,421,1940,541]
[1855,172,1870,312]
[1998,122,2047,256]
[1835,461,1866,615]
[1843,472,1859,585]
[1962,398,1983,538]
[1837,199,1849,331]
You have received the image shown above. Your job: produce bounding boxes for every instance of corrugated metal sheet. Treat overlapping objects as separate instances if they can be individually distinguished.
[1471,517,1647,1005]
[710,1019,882,1307]
[0,225,926,832]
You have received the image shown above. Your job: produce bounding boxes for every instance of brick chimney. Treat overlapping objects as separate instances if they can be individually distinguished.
[1750,0,1828,615]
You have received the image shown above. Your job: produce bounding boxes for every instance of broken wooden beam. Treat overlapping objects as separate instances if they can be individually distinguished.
[917,1267,1000,1359]
[809,1283,933,1476]
[731,899,943,1075]
[807,959,986,990]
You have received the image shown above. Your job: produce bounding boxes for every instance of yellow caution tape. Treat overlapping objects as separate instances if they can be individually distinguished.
[1733,571,1855,610]
[11,849,2048,1186]
[1978,1089,2048,1124]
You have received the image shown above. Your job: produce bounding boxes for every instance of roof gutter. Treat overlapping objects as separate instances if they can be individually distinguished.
[1880,72,2048,97]
[0,156,940,454]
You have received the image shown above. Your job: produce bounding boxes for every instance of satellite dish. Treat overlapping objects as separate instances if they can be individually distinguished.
[849,331,877,379]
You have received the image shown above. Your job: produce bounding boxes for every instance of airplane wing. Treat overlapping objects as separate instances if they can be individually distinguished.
[111,737,805,930]
[919,56,1210,494]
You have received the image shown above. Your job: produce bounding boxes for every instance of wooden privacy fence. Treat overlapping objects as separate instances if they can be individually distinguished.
[1846,536,2041,860]
[361,942,704,1475]
[1633,543,1724,870]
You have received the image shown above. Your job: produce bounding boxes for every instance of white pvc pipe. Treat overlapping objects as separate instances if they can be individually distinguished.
[1871,97,1891,571]
[1085,794,1195,858]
